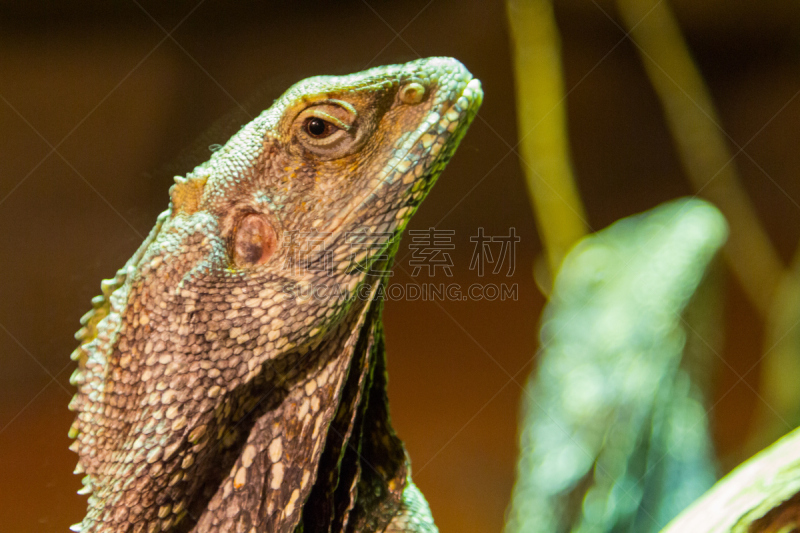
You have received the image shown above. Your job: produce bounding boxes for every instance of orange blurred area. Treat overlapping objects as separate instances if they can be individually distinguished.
[2,1,800,531]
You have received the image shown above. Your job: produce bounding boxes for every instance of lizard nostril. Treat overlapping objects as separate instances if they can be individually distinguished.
[232,214,277,268]
[399,82,426,105]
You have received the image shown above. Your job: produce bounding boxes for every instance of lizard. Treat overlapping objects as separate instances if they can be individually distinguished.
[66,56,482,533]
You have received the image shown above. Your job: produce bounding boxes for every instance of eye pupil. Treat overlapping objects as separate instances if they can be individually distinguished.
[306,118,330,138]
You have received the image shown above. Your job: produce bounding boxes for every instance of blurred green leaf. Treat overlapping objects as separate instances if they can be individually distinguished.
[506,198,727,533]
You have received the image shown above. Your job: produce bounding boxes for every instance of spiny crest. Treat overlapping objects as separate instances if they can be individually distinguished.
[170,172,210,217]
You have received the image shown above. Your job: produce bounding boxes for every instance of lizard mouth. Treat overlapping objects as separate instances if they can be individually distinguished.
[319,74,483,245]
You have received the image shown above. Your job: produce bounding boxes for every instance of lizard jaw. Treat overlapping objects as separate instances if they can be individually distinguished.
[320,69,484,245]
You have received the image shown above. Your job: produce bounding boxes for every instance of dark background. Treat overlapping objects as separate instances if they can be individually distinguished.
[2,1,800,531]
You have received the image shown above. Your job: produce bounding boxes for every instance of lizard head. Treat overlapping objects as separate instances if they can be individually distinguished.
[155,56,482,344]
[69,57,481,532]
[177,56,482,272]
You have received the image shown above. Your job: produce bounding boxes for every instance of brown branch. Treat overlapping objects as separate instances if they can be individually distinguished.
[661,426,800,532]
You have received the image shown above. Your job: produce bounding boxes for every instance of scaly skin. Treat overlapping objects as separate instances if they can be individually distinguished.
[67,57,482,532]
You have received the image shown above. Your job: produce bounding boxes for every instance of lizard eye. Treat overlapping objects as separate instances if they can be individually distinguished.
[304,117,337,138]
[232,214,277,268]
[294,101,358,157]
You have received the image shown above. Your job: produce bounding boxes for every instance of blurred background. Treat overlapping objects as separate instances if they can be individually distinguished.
[2,1,800,531]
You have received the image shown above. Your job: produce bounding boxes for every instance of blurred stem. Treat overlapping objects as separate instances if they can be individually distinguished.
[746,252,800,455]
[506,0,589,293]
[616,0,785,318]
